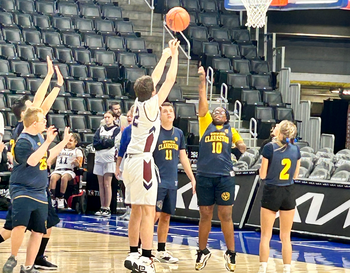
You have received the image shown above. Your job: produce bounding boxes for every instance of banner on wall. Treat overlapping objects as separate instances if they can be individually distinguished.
[175,170,259,228]
[246,179,350,240]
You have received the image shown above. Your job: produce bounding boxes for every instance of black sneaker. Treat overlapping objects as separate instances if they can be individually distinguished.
[224,250,236,272]
[34,256,57,270]
[20,265,39,273]
[195,248,211,271]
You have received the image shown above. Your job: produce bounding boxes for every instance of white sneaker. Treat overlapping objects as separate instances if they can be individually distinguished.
[95,209,103,216]
[51,199,56,208]
[57,198,65,209]
[101,209,111,217]
[119,208,131,220]
[155,251,179,263]
[124,252,141,270]
[132,256,155,273]
[258,262,267,273]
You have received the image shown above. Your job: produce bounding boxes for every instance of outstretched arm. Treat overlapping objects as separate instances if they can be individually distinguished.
[32,56,55,108]
[157,39,180,106]
[198,66,208,117]
[151,47,171,88]
[41,66,64,115]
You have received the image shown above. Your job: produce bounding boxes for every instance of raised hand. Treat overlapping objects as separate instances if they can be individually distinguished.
[46,126,58,143]
[198,66,206,82]
[162,47,172,59]
[62,127,72,144]
[168,39,180,56]
[47,56,54,76]
[55,65,64,87]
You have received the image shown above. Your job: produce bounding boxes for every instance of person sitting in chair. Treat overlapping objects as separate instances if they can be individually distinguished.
[49,133,83,209]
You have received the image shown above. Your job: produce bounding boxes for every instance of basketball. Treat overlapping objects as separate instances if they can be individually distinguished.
[166,7,190,32]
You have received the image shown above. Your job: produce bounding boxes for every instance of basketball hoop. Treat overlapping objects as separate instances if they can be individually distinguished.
[241,0,273,28]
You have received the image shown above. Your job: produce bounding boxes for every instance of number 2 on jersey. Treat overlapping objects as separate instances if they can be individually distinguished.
[280,158,291,180]
[132,107,140,128]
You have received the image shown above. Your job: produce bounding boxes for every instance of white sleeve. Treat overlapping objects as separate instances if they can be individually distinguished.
[76,149,84,158]
[144,95,159,120]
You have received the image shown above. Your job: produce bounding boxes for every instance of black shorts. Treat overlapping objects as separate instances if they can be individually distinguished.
[156,187,177,215]
[261,184,296,212]
[3,192,60,231]
[196,175,235,206]
[12,197,48,234]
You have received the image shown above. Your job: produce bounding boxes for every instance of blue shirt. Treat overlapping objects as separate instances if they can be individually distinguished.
[10,133,48,202]
[197,122,234,177]
[118,125,132,158]
[262,142,301,186]
[153,127,185,189]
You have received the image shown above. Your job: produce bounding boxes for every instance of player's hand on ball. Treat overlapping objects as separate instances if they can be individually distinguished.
[47,56,54,76]
[46,126,58,143]
[169,39,180,56]
[63,127,72,143]
[55,65,64,87]
[162,47,172,59]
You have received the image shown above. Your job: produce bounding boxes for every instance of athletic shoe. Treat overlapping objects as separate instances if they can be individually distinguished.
[2,255,17,273]
[155,251,179,263]
[51,199,56,208]
[224,251,236,272]
[124,252,141,270]
[132,256,155,273]
[119,207,131,220]
[56,198,65,209]
[19,265,39,273]
[195,248,211,271]
[101,208,111,217]
[258,262,267,273]
[34,256,58,270]
[95,209,103,216]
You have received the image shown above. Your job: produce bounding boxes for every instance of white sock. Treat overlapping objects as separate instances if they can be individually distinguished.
[25,265,32,270]
[283,264,291,272]
[259,262,267,272]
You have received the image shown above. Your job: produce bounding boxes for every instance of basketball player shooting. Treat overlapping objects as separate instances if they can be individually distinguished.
[122,39,179,273]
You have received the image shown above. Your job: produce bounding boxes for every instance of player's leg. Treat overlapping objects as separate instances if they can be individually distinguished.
[279,209,295,273]
[57,173,73,209]
[216,176,236,272]
[23,201,48,272]
[3,198,32,273]
[49,173,61,206]
[96,175,105,215]
[258,208,277,273]
[195,175,215,271]
[101,173,113,216]
[0,206,14,243]
[156,189,178,263]
[124,204,142,270]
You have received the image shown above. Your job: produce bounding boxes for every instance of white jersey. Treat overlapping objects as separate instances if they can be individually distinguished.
[95,125,119,163]
[55,147,83,171]
[126,95,160,154]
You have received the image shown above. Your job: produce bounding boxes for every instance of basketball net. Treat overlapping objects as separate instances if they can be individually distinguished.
[241,0,273,28]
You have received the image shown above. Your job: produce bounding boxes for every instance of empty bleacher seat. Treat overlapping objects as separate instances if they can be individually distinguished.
[221,43,240,59]
[255,106,276,139]
[123,67,147,98]
[115,21,134,36]
[13,12,33,28]
[52,16,73,31]
[87,98,105,114]
[226,73,250,102]
[263,91,284,107]
[0,43,16,59]
[87,115,104,131]
[250,74,272,90]
[36,0,55,15]
[85,80,105,97]
[101,4,122,20]
[22,28,42,46]
[167,85,185,103]
[200,0,217,12]
[35,45,54,61]
[32,14,51,29]
[220,14,240,29]
[17,0,35,13]
[69,64,88,79]
[105,36,126,53]
[125,37,148,53]
[198,12,219,27]
[241,89,264,121]
[67,97,90,114]
[173,102,197,135]
[138,53,157,75]
[275,107,294,122]
[250,59,269,74]
[80,3,101,19]
[239,44,257,59]
[232,59,251,74]
[2,25,23,44]
[58,2,79,17]
[182,0,200,12]
[104,82,125,98]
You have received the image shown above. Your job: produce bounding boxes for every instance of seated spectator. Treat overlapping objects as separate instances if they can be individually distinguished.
[49,133,83,208]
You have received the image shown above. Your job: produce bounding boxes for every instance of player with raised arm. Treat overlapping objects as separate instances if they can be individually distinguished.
[2,107,72,273]
[195,66,246,272]
[122,39,179,273]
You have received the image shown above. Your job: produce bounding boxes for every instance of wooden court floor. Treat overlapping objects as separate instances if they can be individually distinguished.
[0,219,349,273]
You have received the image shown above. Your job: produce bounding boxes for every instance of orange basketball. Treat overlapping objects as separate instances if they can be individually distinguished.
[166,7,190,32]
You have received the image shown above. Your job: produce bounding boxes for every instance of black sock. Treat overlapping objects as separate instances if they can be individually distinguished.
[138,238,142,248]
[157,242,166,252]
[50,189,56,199]
[36,238,49,259]
[59,192,65,198]
[225,249,236,255]
[142,249,152,258]
[0,235,4,243]
[130,246,138,253]
[200,248,210,255]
